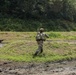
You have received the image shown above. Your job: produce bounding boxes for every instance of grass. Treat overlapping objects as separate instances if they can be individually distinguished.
[0,31,76,62]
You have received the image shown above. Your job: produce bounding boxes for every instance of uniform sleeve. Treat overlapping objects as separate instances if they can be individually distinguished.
[45,34,49,38]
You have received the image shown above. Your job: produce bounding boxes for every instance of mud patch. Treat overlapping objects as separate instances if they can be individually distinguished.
[0,60,76,75]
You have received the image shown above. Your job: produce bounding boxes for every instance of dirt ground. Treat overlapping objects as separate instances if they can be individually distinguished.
[0,60,76,75]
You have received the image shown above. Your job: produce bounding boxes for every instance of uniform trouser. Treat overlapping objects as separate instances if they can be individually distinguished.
[34,40,43,56]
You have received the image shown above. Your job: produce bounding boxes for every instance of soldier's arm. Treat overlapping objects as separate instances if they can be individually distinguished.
[45,34,49,38]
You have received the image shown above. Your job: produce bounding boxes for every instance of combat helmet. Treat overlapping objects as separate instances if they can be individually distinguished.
[39,28,44,32]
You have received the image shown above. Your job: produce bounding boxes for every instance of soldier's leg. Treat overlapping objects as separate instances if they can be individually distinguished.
[33,41,41,57]
[33,49,39,56]
[33,46,41,57]
[33,41,44,58]
[39,41,43,54]
[41,47,43,53]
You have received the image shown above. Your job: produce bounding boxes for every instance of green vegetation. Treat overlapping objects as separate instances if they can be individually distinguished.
[0,18,76,31]
[0,0,76,31]
[0,0,76,62]
[0,32,76,62]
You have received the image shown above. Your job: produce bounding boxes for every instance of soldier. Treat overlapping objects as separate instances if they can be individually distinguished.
[33,28,49,58]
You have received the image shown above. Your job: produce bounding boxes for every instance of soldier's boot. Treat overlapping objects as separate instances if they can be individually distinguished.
[33,50,39,58]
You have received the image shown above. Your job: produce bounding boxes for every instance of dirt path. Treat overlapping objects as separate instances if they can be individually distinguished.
[0,60,76,75]
[47,40,76,44]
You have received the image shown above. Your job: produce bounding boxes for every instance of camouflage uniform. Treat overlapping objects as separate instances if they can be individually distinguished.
[33,28,49,57]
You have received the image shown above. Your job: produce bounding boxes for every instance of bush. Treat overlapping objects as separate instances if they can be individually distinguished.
[0,18,76,31]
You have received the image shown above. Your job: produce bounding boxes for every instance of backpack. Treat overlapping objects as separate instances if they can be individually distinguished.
[36,32,46,41]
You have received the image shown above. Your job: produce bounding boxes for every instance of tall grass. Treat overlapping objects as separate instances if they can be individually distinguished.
[0,32,76,62]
